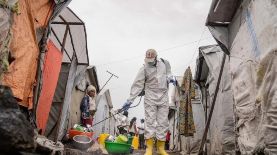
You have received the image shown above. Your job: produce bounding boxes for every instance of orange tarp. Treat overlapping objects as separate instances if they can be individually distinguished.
[2,0,54,109]
[36,40,62,134]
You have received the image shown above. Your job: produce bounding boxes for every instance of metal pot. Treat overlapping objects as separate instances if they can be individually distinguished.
[72,135,93,150]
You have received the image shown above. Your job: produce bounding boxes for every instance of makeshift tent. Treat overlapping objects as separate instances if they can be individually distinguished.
[0,0,71,110]
[36,40,63,134]
[39,7,100,141]
[36,6,90,134]
[92,89,116,139]
[33,0,73,109]
[195,45,235,155]
[1,0,54,109]
[206,0,277,154]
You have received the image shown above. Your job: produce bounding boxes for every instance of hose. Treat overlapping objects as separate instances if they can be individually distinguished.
[92,96,143,127]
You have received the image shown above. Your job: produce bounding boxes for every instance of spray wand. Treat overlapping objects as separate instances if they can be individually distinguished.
[92,96,143,127]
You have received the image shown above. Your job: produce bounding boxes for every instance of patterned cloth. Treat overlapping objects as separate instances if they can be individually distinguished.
[179,67,196,136]
[80,95,91,118]
[80,94,96,126]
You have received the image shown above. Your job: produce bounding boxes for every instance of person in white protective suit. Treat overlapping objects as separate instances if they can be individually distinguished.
[122,49,176,155]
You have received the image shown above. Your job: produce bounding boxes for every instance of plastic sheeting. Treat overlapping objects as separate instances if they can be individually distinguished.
[44,7,94,141]
[56,56,77,140]
[36,40,62,134]
[206,0,277,154]
[255,50,277,154]
[206,0,241,26]
[195,45,235,155]
[44,64,95,140]
[93,89,115,139]
[50,7,89,65]
[205,47,235,155]
[226,0,277,154]
[44,64,70,140]
[2,0,53,109]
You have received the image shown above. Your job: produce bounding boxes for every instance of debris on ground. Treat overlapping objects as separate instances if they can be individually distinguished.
[0,85,35,153]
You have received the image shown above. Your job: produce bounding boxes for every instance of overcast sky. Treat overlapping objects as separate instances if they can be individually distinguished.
[69,0,215,122]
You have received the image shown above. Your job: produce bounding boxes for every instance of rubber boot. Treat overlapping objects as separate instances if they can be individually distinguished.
[144,138,153,155]
[157,140,168,155]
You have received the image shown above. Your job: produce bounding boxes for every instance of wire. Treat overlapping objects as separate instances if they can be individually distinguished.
[95,54,142,67]
[95,37,212,67]
[172,27,207,73]
[185,27,206,68]
[159,37,210,53]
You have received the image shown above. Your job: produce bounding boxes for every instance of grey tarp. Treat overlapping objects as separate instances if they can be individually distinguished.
[206,0,277,154]
[195,45,235,155]
[44,64,94,140]
[56,56,77,140]
[228,1,277,153]
[44,64,70,139]
[206,0,241,26]
[93,89,115,139]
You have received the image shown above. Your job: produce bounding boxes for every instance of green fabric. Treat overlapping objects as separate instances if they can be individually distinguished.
[179,67,196,136]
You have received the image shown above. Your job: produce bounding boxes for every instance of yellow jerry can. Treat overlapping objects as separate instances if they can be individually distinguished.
[132,135,139,150]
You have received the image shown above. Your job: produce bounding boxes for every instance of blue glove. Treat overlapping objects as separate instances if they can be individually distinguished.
[122,101,132,111]
[168,76,177,86]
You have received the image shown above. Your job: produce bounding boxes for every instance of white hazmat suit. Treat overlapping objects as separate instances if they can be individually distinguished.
[127,58,172,141]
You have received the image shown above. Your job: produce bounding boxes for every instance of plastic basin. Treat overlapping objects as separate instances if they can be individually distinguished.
[127,137,133,145]
[68,129,93,139]
[105,141,131,154]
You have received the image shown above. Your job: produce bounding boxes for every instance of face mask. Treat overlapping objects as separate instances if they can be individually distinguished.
[148,61,156,66]
[147,57,157,66]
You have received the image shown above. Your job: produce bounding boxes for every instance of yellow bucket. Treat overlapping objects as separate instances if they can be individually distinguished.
[132,135,139,150]
[98,133,109,147]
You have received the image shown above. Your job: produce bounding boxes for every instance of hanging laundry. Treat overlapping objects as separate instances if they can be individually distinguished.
[179,67,196,137]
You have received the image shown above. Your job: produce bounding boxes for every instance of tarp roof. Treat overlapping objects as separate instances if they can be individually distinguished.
[87,66,100,93]
[206,0,241,26]
[50,7,89,65]
[194,45,218,83]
